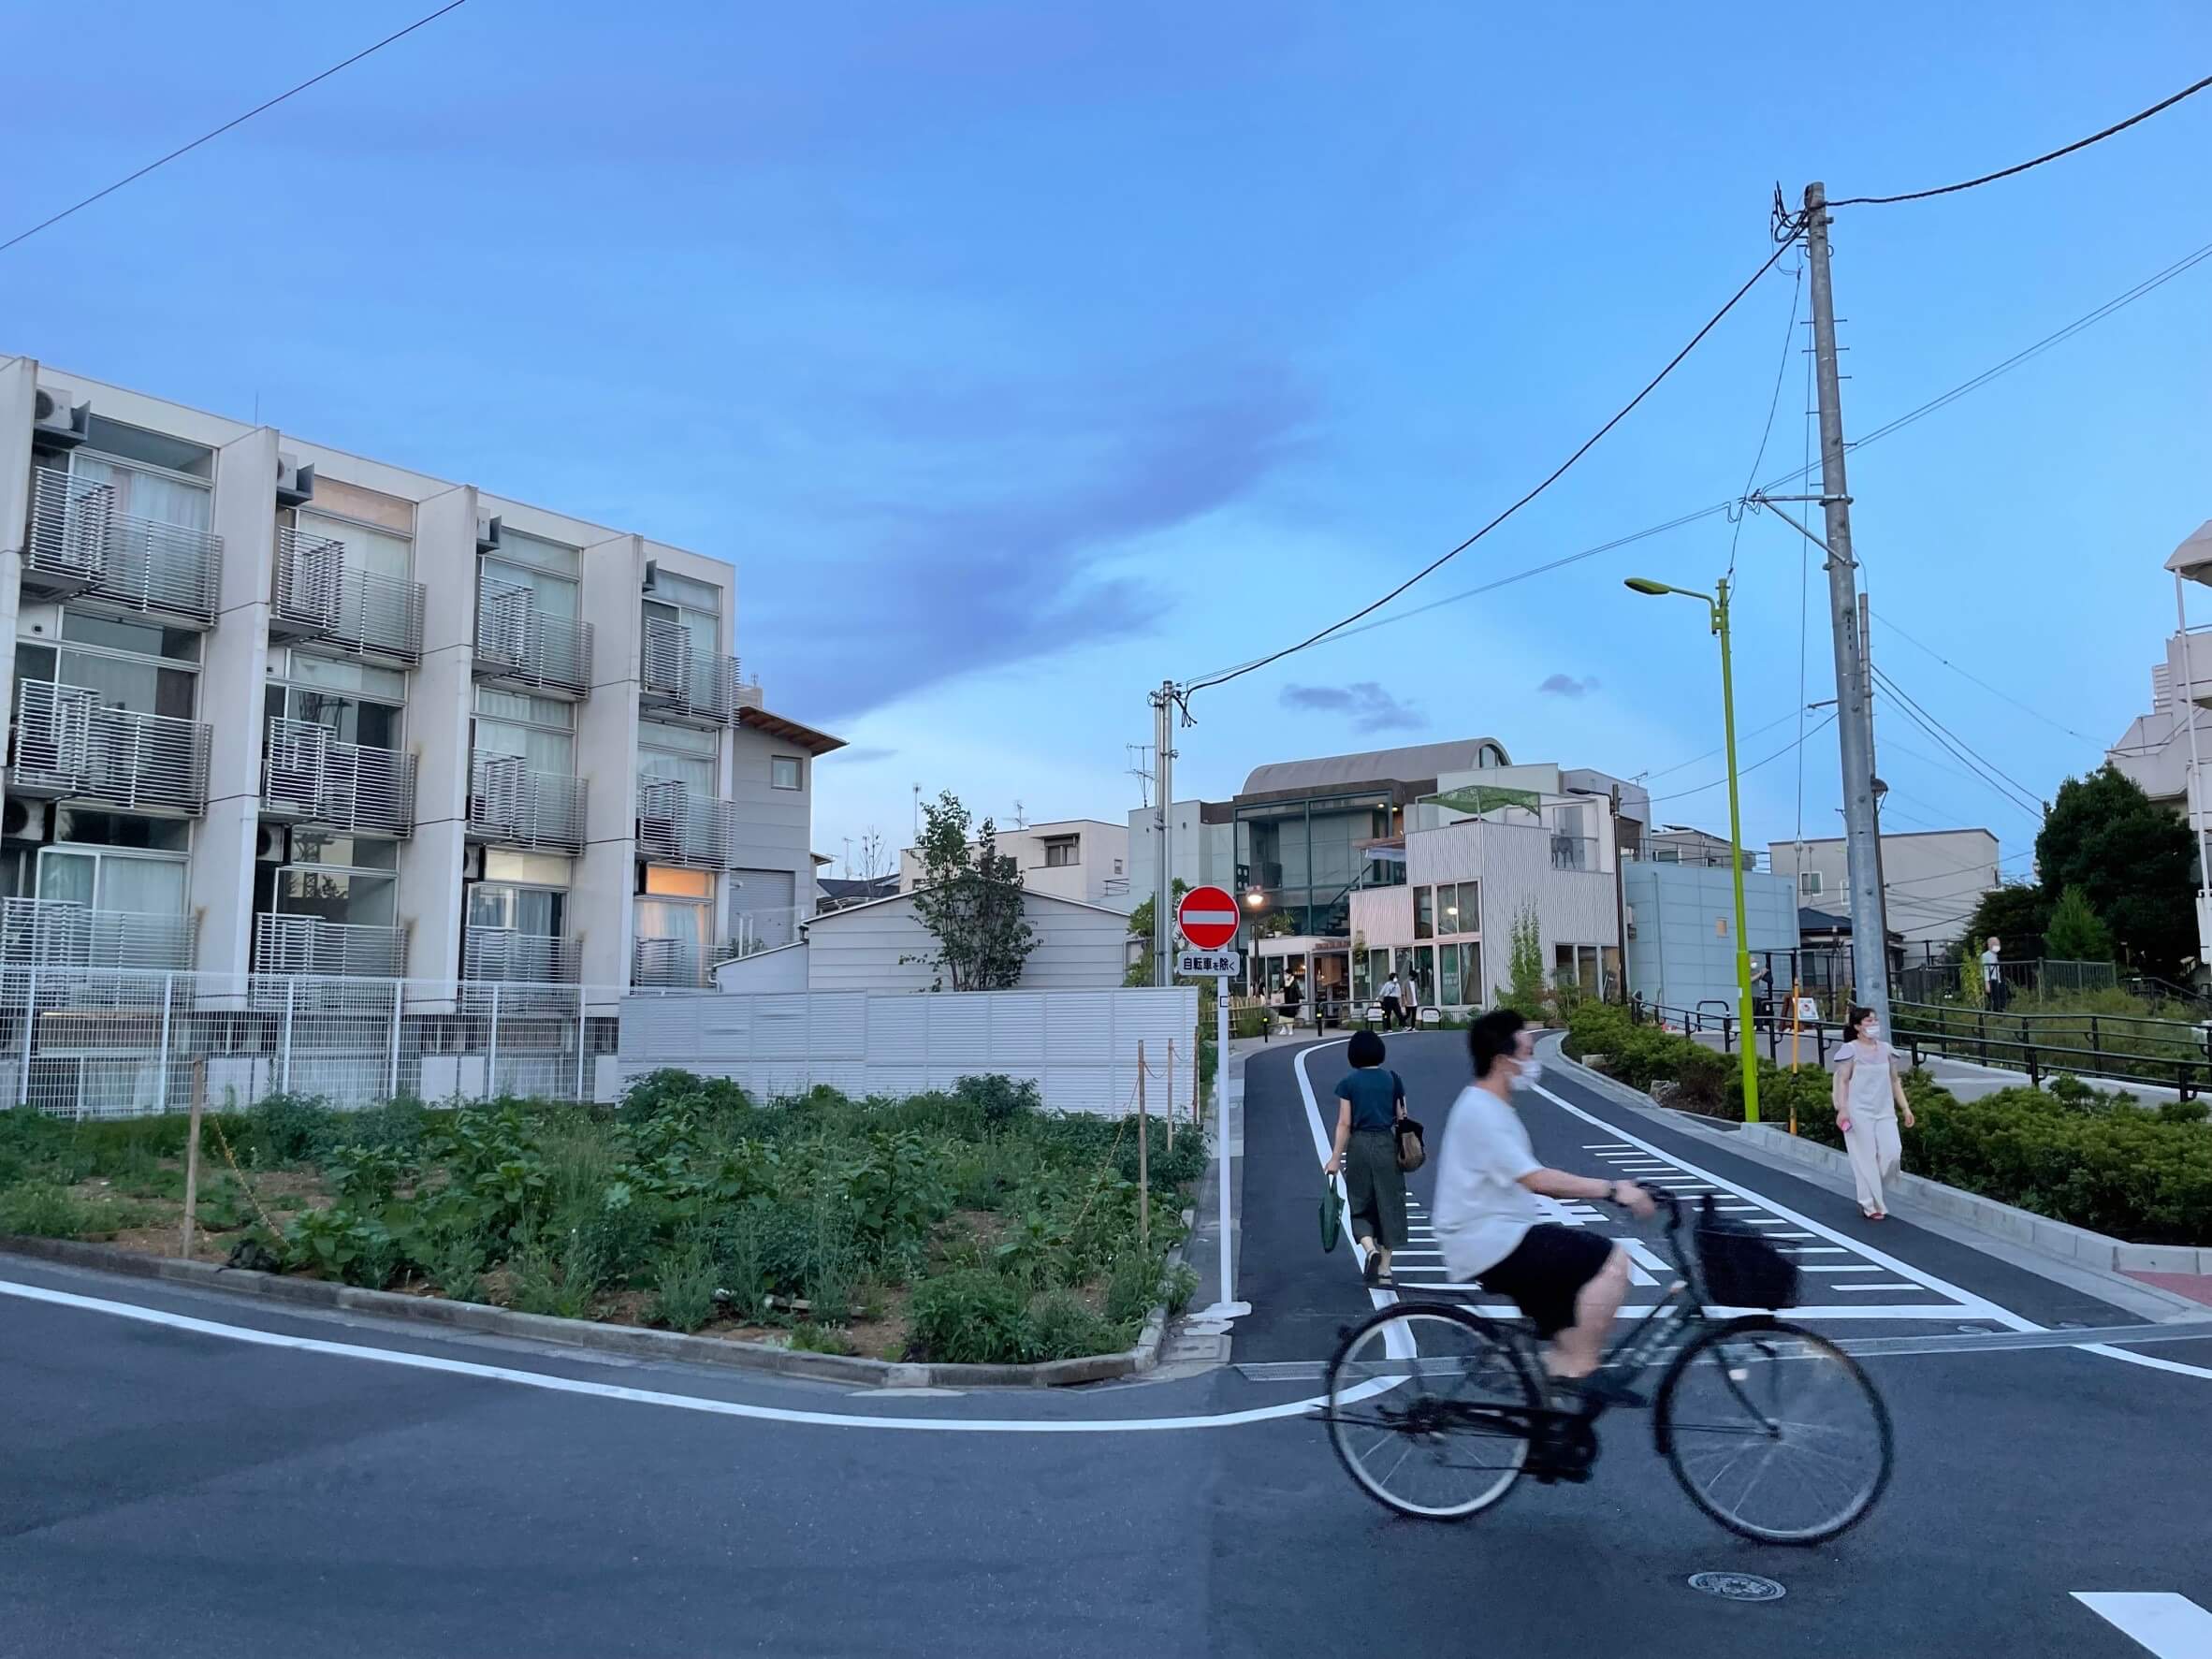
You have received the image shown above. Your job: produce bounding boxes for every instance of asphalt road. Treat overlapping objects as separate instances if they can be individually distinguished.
[3,1031,2207,1657]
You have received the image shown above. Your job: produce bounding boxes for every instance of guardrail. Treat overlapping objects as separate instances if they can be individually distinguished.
[639,617,739,725]
[474,580,594,696]
[463,928,580,985]
[254,915,408,979]
[634,777,736,868]
[0,900,195,972]
[468,755,586,854]
[263,718,417,837]
[23,470,223,624]
[8,681,211,815]
[273,526,425,663]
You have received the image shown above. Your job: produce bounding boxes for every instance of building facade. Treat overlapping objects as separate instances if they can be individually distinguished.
[898,817,1132,911]
[1620,857,1799,1017]
[1767,829,1998,947]
[1,358,840,1055]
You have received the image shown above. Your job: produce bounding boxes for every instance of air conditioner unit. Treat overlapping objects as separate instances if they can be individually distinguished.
[3,799,49,841]
[255,823,289,864]
[31,387,90,450]
[274,453,316,506]
[476,513,503,551]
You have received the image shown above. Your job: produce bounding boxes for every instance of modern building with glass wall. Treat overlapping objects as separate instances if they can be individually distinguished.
[0,357,841,1019]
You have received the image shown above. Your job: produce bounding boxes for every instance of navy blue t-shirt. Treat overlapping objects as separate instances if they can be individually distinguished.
[1335,1068,1404,1132]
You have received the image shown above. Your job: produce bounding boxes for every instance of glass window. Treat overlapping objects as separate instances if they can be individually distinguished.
[1600,945,1622,998]
[475,715,575,775]
[80,420,214,480]
[644,866,714,899]
[638,719,716,756]
[297,511,411,582]
[468,882,566,936]
[476,688,574,729]
[49,811,190,852]
[1799,870,1823,896]
[481,554,577,620]
[771,756,803,792]
[646,569,720,612]
[275,867,396,926]
[487,530,580,578]
[1440,940,1462,1005]
[286,653,407,702]
[289,832,398,871]
[1403,944,1436,1007]
[1414,887,1433,940]
[61,612,201,663]
[274,685,401,749]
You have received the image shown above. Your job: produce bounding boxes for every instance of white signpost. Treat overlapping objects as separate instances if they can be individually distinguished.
[1177,887,1250,1322]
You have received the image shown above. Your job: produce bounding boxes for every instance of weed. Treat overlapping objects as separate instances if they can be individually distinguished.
[790,1322,853,1356]
[249,1092,333,1165]
[908,1268,1029,1364]
[508,1236,603,1320]
[1104,1251,1166,1326]
[0,1181,98,1237]
[649,1230,720,1333]
[1024,1288,1115,1361]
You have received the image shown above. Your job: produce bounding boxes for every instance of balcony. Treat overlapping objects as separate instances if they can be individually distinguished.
[262,717,418,837]
[0,899,195,972]
[22,471,223,625]
[2168,627,2212,711]
[634,777,737,869]
[474,581,594,697]
[254,914,407,979]
[639,616,739,727]
[468,755,587,854]
[271,526,425,664]
[8,681,211,815]
[632,936,704,989]
[463,928,580,985]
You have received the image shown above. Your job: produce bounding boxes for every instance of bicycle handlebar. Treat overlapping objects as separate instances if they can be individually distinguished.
[1631,1181,1685,1230]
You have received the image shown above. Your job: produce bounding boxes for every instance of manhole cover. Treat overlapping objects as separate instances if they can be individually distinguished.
[1687,1572,1786,1603]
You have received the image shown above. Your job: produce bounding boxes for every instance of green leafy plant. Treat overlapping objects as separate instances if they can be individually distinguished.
[908,1267,1030,1364]
[0,1181,100,1237]
[1024,1288,1116,1360]
[282,1205,400,1288]
[907,791,1037,992]
[1497,904,1548,1021]
[2044,884,2116,963]
[790,1322,853,1356]
[649,1230,720,1332]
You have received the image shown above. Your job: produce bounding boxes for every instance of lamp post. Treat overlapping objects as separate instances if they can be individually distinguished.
[1626,575,1760,1126]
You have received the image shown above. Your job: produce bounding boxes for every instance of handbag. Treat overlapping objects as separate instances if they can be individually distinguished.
[1394,1116,1426,1172]
[1319,1175,1343,1253]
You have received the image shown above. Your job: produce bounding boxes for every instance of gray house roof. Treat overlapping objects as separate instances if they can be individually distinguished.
[1241,737,1510,798]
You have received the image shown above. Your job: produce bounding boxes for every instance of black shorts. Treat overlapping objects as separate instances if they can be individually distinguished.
[1477,1223,1615,1337]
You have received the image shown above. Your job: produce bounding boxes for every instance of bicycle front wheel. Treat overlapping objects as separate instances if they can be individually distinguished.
[1655,1317,1893,1545]
[1325,1302,1542,1521]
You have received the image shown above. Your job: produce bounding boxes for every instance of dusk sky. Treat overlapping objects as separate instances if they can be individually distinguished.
[7,3,2209,921]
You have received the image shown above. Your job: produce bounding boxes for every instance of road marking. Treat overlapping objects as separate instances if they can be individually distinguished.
[1797,1264,1890,1273]
[1785,1247,1849,1255]
[1834,1282,1922,1292]
[2072,1593,2212,1656]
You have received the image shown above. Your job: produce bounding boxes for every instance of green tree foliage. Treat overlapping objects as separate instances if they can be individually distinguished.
[1496,904,1547,1018]
[2043,884,2115,963]
[1964,883,2048,958]
[1124,880,1189,944]
[908,792,1037,992]
[2035,766,2195,979]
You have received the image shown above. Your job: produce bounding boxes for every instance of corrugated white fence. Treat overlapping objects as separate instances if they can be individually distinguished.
[618,986,1202,1117]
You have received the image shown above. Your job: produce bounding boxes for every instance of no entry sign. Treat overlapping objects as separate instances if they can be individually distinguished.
[1177,885,1241,951]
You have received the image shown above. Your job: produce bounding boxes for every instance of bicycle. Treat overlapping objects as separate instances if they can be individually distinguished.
[1322,1186,1894,1545]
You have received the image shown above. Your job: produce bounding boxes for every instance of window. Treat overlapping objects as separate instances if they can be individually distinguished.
[771,756,804,793]
[1113,857,1124,875]
[468,882,566,938]
[50,811,190,852]
[34,846,187,914]
[1439,880,1478,936]
[15,618,199,722]
[474,687,576,775]
[1041,836,1077,867]
[1414,886,1433,940]
[643,866,714,899]
[1799,870,1824,897]
[640,720,716,793]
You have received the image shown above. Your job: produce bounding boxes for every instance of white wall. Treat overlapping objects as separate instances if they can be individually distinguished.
[1768,830,1999,946]
[618,984,1201,1116]
[1126,799,1236,912]
[900,819,1132,910]
[712,941,810,993]
[1623,862,1799,1014]
[807,890,1129,993]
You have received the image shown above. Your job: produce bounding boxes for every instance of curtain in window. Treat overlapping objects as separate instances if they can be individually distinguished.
[475,718,575,774]
[640,749,714,793]
[99,856,186,914]
[482,558,578,618]
[74,456,211,531]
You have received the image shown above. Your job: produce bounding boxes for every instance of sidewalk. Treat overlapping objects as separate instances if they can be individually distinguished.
[1685,1026,2190,1105]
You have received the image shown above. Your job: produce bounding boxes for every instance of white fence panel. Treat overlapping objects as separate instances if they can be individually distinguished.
[616,986,1201,1117]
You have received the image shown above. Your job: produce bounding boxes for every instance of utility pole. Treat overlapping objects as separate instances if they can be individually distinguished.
[1803,182,1892,1030]
[1151,682,1177,986]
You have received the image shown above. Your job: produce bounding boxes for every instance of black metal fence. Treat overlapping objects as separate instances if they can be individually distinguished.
[1887,1001,2210,1099]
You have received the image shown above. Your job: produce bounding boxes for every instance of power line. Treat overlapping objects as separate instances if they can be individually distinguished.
[1638,706,1810,784]
[1872,666,2046,819]
[1181,231,1806,697]
[1725,256,1804,584]
[1872,665,2046,808]
[0,1,472,257]
[1826,72,2212,209]
[1872,609,2096,743]
[1644,711,1837,805]
[1881,735,2045,821]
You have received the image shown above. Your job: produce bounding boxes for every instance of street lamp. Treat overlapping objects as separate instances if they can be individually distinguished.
[1625,575,1761,1126]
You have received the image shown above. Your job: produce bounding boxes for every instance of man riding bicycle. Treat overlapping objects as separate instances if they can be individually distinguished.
[1433,1010,1656,1401]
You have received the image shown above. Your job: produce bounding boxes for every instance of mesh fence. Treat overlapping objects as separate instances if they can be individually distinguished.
[0,969,629,1120]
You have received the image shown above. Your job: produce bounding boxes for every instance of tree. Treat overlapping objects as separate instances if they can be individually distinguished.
[2043,884,2115,963]
[907,792,1035,991]
[1496,904,1547,1018]
[2035,765,2195,978]
[855,827,890,884]
[1125,880,1190,948]
[1965,882,2048,958]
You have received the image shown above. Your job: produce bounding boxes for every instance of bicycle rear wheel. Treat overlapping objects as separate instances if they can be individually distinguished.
[1325,1302,1542,1521]
[1655,1317,1893,1545]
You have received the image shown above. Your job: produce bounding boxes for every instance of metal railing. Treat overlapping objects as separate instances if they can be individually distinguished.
[1624,843,1768,871]
[473,580,594,696]
[1550,833,1599,872]
[23,471,223,624]
[634,777,737,868]
[8,681,211,815]
[272,526,426,663]
[1889,1000,2210,1099]
[463,928,580,985]
[639,616,738,725]
[262,717,418,837]
[719,904,809,959]
[0,900,195,972]
[467,755,586,853]
[254,915,408,979]
[633,936,702,988]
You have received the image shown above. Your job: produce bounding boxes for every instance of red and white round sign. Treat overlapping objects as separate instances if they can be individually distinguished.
[1177,885,1242,951]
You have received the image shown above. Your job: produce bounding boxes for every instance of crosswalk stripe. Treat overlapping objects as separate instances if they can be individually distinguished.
[2072,1592,2212,1655]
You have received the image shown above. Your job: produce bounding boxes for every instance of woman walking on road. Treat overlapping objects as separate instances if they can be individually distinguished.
[1834,1006,1915,1220]
[1323,1029,1409,1286]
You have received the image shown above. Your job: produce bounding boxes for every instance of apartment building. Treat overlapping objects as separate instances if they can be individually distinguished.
[0,357,841,1021]
[899,817,1132,911]
[1767,829,1998,947]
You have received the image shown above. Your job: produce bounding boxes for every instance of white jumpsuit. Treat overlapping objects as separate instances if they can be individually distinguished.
[1838,1039,1902,1213]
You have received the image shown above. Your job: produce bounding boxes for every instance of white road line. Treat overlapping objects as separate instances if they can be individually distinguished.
[1784,1247,1849,1255]
[1797,1265,1890,1273]
[1398,1295,2008,1320]
[1622,1238,1669,1288]
[1834,1282,1922,1292]
[2073,1593,2212,1654]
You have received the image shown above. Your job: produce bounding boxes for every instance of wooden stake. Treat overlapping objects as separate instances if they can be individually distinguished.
[1166,1039,1175,1151]
[1193,1020,1204,1134]
[180,1092,205,1261]
[1137,1040,1149,1252]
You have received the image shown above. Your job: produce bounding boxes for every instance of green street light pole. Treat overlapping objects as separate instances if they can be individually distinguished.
[1626,575,1760,1125]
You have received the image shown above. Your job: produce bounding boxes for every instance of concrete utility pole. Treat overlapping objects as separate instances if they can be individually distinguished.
[1803,182,1892,1030]
[1151,681,1177,986]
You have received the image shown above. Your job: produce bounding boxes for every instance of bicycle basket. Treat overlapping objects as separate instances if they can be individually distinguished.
[1695,1195,1801,1309]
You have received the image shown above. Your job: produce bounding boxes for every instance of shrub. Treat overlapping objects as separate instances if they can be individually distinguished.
[649,1231,719,1332]
[0,1181,99,1237]
[790,1322,853,1356]
[620,1070,752,1122]
[908,1268,1030,1364]
[954,1074,1040,1128]
[1665,1045,1734,1116]
[507,1237,603,1319]
[282,1205,400,1288]
[248,1092,333,1165]
[1025,1288,1117,1360]
[1104,1250,1167,1326]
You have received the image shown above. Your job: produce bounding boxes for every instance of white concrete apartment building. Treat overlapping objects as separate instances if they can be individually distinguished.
[2107,518,2212,970]
[1,357,842,1012]
[899,818,1132,911]
[1767,828,1999,946]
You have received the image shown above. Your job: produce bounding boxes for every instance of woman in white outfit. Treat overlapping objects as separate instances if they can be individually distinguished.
[1832,1006,1916,1219]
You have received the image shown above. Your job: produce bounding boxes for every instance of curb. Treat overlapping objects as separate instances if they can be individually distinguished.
[0,1230,1191,1391]
[1540,1038,2212,1281]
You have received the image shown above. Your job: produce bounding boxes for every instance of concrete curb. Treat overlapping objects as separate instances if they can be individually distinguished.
[1541,1037,2212,1280]
[0,1230,1192,1390]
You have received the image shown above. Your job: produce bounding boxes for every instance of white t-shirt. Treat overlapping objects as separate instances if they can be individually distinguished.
[1382,979,1400,999]
[1432,1083,1546,1280]
[1981,949,2001,985]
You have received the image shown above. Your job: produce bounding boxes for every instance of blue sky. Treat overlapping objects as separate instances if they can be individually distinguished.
[7,3,2209,917]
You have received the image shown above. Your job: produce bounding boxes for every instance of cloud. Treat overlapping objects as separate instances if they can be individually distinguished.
[1537,673,1600,698]
[831,745,900,764]
[1278,681,1427,734]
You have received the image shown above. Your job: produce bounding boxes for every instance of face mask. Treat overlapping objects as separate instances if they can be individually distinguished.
[1859,1024,1881,1043]
[1510,1054,1542,1089]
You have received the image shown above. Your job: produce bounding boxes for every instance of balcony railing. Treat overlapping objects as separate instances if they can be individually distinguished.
[23,470,223,624]
[468,755,587,854]
[474,581,594,696]
[633,936,703,989]
[463,928,580,985]
[254,914,407,979]
[639,617,739,726]
[7,681,211,815]
[634,777,737,868]
[271,526,425,664]
[0,899,196,972]
[1550,834,1599,872]
[262,717,417,837]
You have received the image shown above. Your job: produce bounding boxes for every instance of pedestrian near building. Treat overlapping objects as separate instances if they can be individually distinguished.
[1833,1006,1916,1220]
[1981,935,2008,1012]
[1323,1029,1409,1286]
[1379,972,1404,1031]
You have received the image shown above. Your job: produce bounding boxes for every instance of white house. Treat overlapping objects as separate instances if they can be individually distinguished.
[712,886,1130,994]
[1768,829,2000,947]
[899,817,1132,911]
